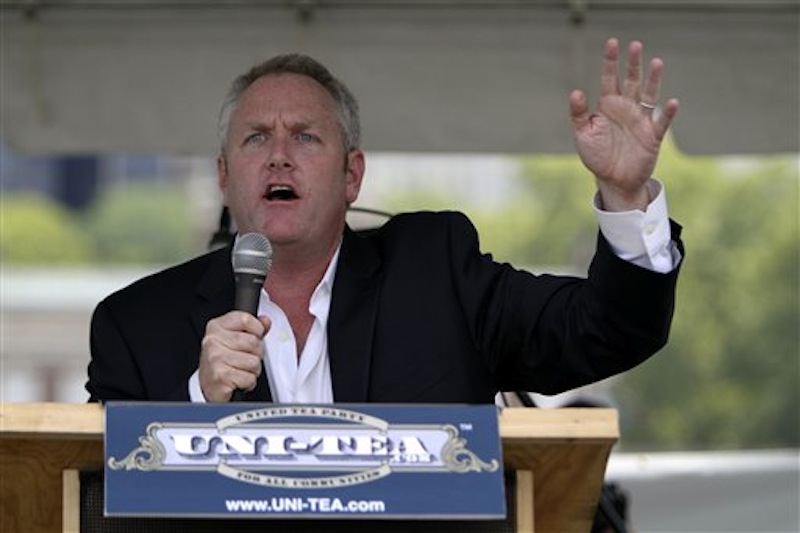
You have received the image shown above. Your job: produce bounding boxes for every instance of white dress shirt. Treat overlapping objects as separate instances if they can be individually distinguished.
[594,179,681,273]
[189,179,680,403]
[257,246,339,403]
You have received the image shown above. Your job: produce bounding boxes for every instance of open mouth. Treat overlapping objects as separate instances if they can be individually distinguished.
[265,185,298,201]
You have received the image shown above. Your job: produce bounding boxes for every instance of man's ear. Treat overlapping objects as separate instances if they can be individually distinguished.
[217,154,229,202]
[345,149,365,204]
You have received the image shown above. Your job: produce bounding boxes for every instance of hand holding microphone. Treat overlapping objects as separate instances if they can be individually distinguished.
[198,233,273,402]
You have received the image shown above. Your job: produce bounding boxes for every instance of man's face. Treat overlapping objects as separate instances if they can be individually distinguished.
[218,73,364,251]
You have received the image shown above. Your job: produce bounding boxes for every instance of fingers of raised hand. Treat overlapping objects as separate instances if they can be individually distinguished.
[600,37,621,96]
[602,38,668,111]
[569,89,591,129]
[653,98,680,140]
[639,56,664,112]
[622,40,643,100]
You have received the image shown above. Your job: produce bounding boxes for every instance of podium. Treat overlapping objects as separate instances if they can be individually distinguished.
[0,403,618,532]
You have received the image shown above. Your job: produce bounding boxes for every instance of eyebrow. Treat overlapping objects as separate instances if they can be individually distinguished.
[242,118,322,134]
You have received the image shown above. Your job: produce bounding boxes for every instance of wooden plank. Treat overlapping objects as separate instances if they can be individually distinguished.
[516,469,534,533]
[62,470,80,533]
[0,403,104,438]
[499,407,618,442]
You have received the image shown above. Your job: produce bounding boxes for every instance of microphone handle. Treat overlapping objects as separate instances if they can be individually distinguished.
[234,272,265,315]
[231,272,266,401]
[231,389,247,402]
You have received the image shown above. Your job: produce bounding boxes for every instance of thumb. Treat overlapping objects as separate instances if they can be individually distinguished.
[569,89,591,131]
[256,315,272,338]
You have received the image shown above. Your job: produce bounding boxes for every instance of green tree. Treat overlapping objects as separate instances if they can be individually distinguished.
[614,150,799,450]
[0,194,94,264]
[84,181,196,264]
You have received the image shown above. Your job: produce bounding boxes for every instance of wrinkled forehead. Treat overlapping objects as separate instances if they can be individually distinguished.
[233,73,339,125]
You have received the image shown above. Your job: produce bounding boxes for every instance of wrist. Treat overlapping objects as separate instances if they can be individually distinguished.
[596,180,651,212]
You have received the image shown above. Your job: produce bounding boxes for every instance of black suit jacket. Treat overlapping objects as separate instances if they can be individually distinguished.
[87,211,682,403]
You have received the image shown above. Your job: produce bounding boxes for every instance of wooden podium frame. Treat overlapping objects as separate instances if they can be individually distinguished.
[1,403,618,532]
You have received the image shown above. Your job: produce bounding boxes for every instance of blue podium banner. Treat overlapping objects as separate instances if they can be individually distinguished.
[105,403,506,519]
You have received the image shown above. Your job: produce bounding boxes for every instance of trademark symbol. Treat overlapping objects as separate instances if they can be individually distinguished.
[459,423,473,431]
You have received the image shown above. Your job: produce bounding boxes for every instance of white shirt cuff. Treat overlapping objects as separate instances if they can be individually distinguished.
[188,370,208,403]
[594,179,681,273]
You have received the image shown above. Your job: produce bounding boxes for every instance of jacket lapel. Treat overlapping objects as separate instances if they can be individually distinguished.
[328,227,382,402]
[191,243,273,402]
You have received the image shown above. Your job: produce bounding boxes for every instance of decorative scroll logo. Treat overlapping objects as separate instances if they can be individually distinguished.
[108,405,499,488]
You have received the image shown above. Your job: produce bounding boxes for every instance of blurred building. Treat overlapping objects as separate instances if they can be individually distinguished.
[1,267,152,402]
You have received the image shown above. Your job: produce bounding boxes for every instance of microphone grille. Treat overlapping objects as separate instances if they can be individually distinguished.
[232,232,273,275]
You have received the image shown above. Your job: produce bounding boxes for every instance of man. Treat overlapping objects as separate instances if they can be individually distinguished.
[87,38,682,404]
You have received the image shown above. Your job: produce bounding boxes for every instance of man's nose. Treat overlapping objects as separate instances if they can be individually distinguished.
[268,156,293,170]
[267,139,294,170]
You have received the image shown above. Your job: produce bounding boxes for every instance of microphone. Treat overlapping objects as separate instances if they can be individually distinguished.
[230,232,273,401]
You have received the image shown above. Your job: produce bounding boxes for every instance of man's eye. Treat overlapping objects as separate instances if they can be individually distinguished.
[244,132,265,145]
[297,132,316,143]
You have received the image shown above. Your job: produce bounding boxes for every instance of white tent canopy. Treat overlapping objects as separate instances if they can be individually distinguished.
[2,0,798,156]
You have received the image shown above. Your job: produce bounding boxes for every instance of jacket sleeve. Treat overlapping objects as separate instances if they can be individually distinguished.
[87,299,192,402]
[446,212,683,394]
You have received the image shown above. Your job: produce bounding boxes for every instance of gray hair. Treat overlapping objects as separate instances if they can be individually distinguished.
[217,54,361,154]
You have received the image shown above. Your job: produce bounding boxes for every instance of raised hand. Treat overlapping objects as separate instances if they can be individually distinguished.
[569,38,679,211]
